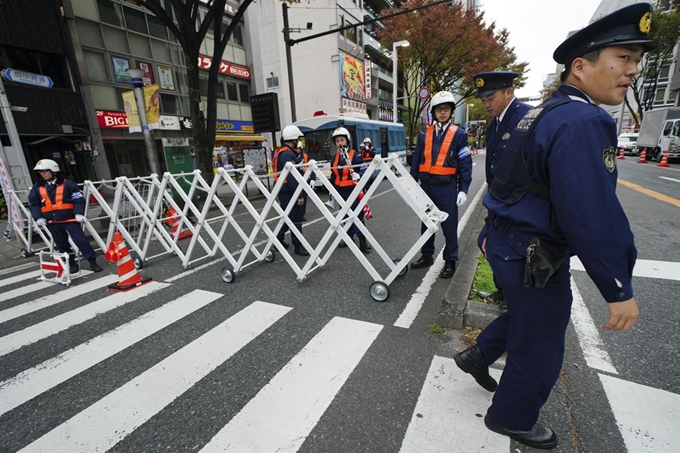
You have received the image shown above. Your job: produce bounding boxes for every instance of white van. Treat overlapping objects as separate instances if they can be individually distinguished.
[617,132,639,156]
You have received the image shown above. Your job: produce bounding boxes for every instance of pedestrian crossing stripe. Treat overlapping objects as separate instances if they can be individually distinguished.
[0,269,41,288]
[18,301,292,453]
[400,355,507,452]
[0,270,93,303]
[571,256,680,282]
[0,281,169,357]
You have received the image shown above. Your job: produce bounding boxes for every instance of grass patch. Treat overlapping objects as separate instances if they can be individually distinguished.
[469,255,499,304]
[461,326,482,347]
[428,323,445,334]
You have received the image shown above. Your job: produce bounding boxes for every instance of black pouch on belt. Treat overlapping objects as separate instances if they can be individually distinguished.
[524,237,569,289]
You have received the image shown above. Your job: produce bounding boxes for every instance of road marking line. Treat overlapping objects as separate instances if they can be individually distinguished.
[618,179,680,208]
[0,275,120,324]
[0,271,93,303]
[659,176,680,183]
[569,278,618,374]
[394,182,487,329]
[0,262,40,276]
[0,281,168,357]
[571,256,680,282]
[599,374,680,452]
[0,289,222,417]
[18,301,291,453]
[0,270,41,287]
[400,355,507,452]
[201,316,382,453]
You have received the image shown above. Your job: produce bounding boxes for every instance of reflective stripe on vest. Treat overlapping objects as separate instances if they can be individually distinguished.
[39,184,74,213]
[361,148,374,162]
[333,150,356,187]
[419,125,458,176]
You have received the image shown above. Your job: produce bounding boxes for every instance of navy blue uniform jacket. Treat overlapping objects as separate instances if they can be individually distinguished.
[29,176,86,222]
[485,98,533,184]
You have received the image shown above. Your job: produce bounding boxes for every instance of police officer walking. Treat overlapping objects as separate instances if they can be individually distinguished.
[330,127,371,253]
[454,4,654,449]
[473,71,532,305]
[273,125,309,256]
[409,91,473,279]
[28,159,103,274]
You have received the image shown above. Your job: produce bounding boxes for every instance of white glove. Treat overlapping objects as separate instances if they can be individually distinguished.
[75,214,86,223]
[351,172,361,183]
[456,192,467,206]
[35,218,47,228]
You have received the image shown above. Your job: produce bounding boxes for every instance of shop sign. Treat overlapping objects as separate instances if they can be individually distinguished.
[197,55,251,80]
[111,55,131,84]
[135,60,155,86]
[158,65,175,90]
[96,110,129,129]
[158,115,181,130]
[178,117,254,133]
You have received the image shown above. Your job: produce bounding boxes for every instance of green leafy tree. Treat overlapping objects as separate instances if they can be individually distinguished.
[135,0,254,181]
[627,2,680,126]
[378,0,527,144]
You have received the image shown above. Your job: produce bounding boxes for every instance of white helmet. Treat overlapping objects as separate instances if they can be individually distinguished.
[363,137,371,144]
[332,127,351,142]
[34,159,60,173]
[430,91,456,113]
[281,125,303,141]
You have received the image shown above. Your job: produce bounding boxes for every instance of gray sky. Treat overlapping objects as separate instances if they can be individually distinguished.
[480,0,601,97]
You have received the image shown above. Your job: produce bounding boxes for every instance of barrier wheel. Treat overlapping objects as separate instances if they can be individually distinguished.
[393,258,408,277]
[221,267,235,283]
[265,250,275,262]
[369,281,389,302]
[133,255,143,269]
[20,248,32,258]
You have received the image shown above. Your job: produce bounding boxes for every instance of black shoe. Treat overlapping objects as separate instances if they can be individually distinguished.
[453,344,498,392]
[88,258,103,273]
[338,235,353,248]
[294,245,310,256]
[411,255,434,269]
[69,263,80,274]
[278,238,290,249]
[301,215,307,221]
[439,261,456,279]
[358,236,371,253]
[484,415,558,450]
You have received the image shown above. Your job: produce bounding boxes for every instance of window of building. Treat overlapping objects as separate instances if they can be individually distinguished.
[0,45,73,90]
[175,67,188,95]
[232,24,243,45]
[161,93,180,114]
[83,50,110,83]
[124,7,147,34]
[226,81,238,101]
[75,18,105,48]
[91,84,118,110]
[339,15,345,37]
[97,0,124,27]
[115,86,129,111]
[266,76,279,88]
[147,15,168,40]
[102,26,130,54]
[655,87,666,102]
[129,33,152,59]
[199,75,225,99]
[660,65,670,79]
[345,23,356,44]
[151,39,172,62]
[238,83,249,103]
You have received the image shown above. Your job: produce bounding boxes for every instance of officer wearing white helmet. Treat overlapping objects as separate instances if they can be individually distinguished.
[409,90,473,278]
[28,159,103,274]
[330,127,371,253]
[272,125,309,256]
[360,137,378,191]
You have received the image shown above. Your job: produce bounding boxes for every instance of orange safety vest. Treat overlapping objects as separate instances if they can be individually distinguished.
[272,145,294,183]
[418,125,458,176]
[361,147,374,162]
[332,150,357,187]
[39,184,74,213]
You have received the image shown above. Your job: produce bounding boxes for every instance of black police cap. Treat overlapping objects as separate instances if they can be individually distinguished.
[553,3,658,66]
[472,71,518,98]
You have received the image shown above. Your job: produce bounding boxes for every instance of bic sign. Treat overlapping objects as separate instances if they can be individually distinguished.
[96,110,129,129]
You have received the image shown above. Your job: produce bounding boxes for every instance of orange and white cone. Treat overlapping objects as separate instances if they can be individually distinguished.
[638,149,647,163]
[618,147,625,159]
[105,231,152,292]
[657,149,670,167]
[164,207,192,240]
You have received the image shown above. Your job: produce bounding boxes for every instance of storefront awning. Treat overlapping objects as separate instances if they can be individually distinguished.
[215,134,265,141]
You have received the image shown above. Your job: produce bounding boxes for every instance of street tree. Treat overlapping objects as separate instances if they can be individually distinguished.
[378,0,526,143]
[627,2,680,126]
[134,0,254,181]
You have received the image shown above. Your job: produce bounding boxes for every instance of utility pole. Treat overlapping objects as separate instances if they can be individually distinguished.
[282,3,297,123]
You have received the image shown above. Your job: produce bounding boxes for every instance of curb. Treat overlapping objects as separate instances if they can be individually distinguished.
[437,197,504,330]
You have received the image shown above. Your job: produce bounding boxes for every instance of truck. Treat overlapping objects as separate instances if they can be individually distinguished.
[636,107,680,161]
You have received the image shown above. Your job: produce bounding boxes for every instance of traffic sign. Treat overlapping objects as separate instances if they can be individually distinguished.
[2,68,54,89]
[418,87,430,100]
[41,258,65,278]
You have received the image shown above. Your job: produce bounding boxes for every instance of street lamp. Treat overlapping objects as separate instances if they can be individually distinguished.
[126,68,161,175]
[392,39,409,123]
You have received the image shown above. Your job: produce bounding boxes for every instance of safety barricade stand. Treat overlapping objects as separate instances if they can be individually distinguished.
[38,251,73,286]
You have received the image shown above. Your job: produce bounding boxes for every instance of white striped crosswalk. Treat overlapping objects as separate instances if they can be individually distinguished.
[0,263,678,453]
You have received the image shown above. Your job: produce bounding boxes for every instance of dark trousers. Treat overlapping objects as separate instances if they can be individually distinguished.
[476,221,572,430]
[336,186,365,237]
[47,222,97,263]
[277,192,303,245]
[420,182,459,261]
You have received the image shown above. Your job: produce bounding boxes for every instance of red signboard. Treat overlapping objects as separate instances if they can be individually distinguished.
[135,60,155,86]
[198,55,251,80]
[96,110,129,129]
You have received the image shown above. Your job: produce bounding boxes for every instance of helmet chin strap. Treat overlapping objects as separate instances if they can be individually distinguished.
[436,118,451,128]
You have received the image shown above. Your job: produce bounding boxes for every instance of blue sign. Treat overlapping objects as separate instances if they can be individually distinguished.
[2,68,54,88]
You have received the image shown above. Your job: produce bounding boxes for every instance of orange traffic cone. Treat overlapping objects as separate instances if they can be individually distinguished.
[164,207,192,240]
[657,149,670,167]
[105,232,152,292]
[637,149,647,163]
[618,147,625,159]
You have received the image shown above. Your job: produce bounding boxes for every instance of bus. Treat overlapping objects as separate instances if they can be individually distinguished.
[293,112,407,186]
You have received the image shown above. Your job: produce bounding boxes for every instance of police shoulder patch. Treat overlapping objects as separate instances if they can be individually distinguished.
[502,132,511,140]
[602,146,617,173]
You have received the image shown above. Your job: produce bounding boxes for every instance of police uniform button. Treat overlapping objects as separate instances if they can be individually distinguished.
[517,241,523,246]
[619,292,626,298]
[504,256,510,261]
[509,234,515,239]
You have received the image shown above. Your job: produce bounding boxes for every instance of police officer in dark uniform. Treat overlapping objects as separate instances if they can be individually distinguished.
[360,137,378,191]
[409,91,473,279]
[473,71,533,306]
[454,4,655,449]
[29,159,103,274]
[273,125,309,256]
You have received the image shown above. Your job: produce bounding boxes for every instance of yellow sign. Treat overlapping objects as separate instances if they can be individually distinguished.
[122,90,140,133]
[144,84,160,130]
